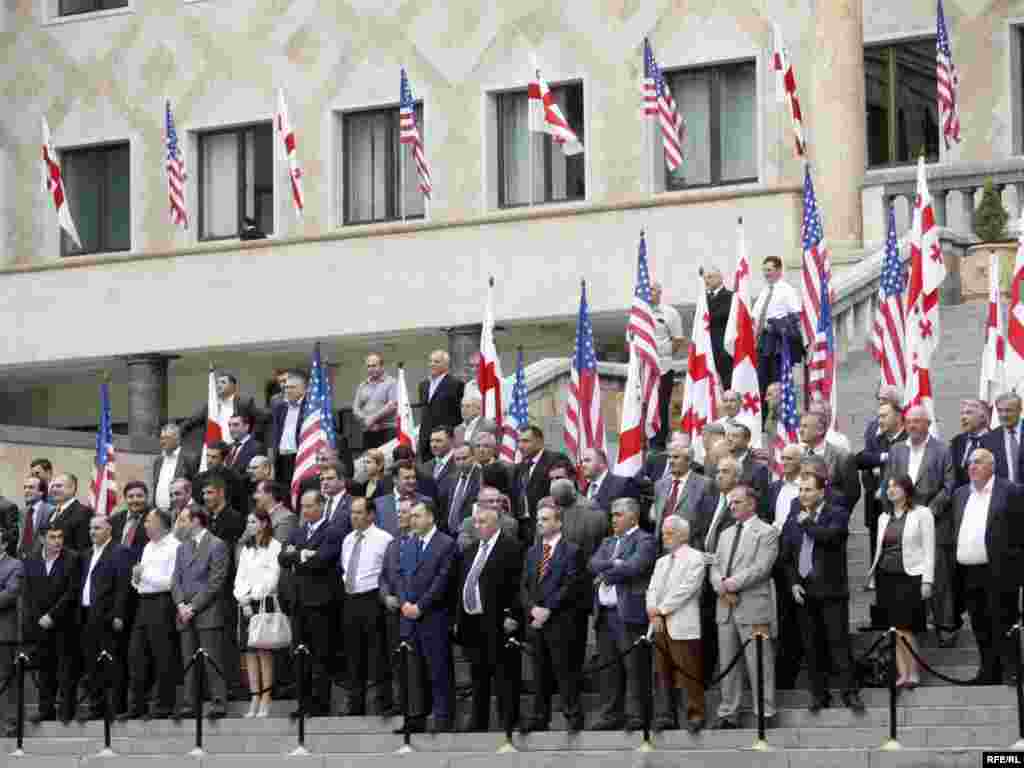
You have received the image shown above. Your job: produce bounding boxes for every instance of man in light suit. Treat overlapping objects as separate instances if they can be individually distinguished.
[710,484,779,728]
[647,516,706,733]
[882,405,956,632]
[651,439,711,541]
[589,498,657,731]
[171,507,230,720]
[417,350,465,463]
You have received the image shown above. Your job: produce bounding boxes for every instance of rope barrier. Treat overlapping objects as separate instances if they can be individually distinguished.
[650,633,752,689]
[897,635,978,686]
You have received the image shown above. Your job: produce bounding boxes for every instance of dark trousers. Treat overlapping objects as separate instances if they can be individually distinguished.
[652,371,675,451]
[128,594,178,713]
[344,591,392,712]
[756,348,780,399]
[959,563,1016,682]
[594,607,648,722]
[796,595,856,700]
[388,609,428,720]
[179,625,227,708]
[460,615,520,730]
[293,606,332,713]
[773,571,803,689]
[409,618,453,721]
[363,430,396,450]
[0,644,16,727]
[700,581,719,683]
[530,615,581,724]
[26,627,77,719]
[81,613,122,714]
[275,453,297,491]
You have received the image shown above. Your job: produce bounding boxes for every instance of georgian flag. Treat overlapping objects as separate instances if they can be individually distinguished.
[396,364,417,448]
[42,117,82,249]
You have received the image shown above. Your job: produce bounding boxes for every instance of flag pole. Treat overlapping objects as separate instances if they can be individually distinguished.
[401,143,408,223]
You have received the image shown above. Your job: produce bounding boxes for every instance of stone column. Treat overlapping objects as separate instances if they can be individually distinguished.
[810,0,866,262]
[446,324,482,385]
[124,354,175,439]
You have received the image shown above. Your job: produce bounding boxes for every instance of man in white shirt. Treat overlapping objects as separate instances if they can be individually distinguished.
[650,281,685,451]
[271,371,307,488]
[339,497,394,716]
[751,256,801,397]
[952,448,1022,684]
[123,510,180,720]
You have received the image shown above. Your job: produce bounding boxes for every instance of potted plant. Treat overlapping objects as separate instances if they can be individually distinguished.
[966,179,1016,297]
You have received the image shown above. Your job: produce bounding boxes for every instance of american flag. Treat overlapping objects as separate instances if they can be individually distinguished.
[771,23,806,158]
[42,117,81,249]
[89,382,118,518]
[626,230,661,438]
[400,68,432,199]
[291,343,328,503]
[276,88,305,218]
[808,270,835,406]
[869,205,907,392]
[642,38,684,171]
[564,280,606,466]
[936,0,961,149]
[770,336,800,480]
[322,352,338,449]
[800,165,831,348]
[165,100,188,230]
[504,347,530,463]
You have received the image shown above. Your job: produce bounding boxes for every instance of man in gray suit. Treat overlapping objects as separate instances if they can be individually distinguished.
[710,484,779,729]
[882,405,956,631]
[651,439,711,541]
[0,527,24,736]
[171,507,229,720]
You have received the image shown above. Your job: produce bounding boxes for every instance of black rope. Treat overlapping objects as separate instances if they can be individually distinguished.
[854,631,889,663]
[0,662,18,699]
[897,634,978,686]
[651,633,752,688]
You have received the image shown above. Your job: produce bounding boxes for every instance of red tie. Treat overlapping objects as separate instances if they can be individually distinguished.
[21,507,34,553]
[538,543,553,581]
[664,480,681,523]
[125,519,136,546]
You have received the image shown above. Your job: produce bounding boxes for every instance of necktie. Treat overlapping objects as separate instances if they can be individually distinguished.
[538,542,553,581]
[664,480,681,523]
[1010,429,1020,483]
[724,521,744,576]
[20,505,34,553]
[345,531,364,593]
[463,539,490,613]
[417,537,426,563]
[325,496,335,524]
[963,435,978,467]
[756,283,775,336]
[228,444,240,466]
[434,460,444,480]
[124,518,137,546]
[588,482,599,501]
[798,514,815,578]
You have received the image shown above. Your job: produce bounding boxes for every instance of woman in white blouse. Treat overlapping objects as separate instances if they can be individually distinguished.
[866,474,935,688]
[234,508,282,717]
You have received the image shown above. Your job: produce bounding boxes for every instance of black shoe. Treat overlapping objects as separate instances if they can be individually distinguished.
[378,704,400,718]
[566,716,584,733]
[624,718,645,733]
[342,705,366,717]
[2,723,17,738]
[520,717,548,734]
[117,709,145,722]
[460,719,488,733]
[762,714,777,729]
[175,708,195,721]
[651,716,677,733]
[716,717,739,729]
[590,716,625,731]
[428,717,452,734]
[808,697,830,714]
[207,705,227,721]
[686,718,705,733]
[843,691,866,713]
[393,717,425,734]
[150,709,173,720]
[30,710,56,724]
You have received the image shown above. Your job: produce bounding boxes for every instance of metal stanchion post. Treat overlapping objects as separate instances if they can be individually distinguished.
[880,629,901,751]
[637,637,653,753]
[188,649,207,757]
[290,645,311,757]
[1011,624,1024,751]
[751,633,771,751]
[97,651,116,757]
[9,652,27,757]
[497,638,518,754]
[395,642,413,755]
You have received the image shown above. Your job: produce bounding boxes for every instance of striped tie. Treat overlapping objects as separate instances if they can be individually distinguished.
[538,542,553,581]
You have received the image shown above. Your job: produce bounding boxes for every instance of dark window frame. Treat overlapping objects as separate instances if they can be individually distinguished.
[662,58,758,191]
[58,0,128,16]
[496,80,586,209]
[197,122,274,242]
[59,141,131,257]
[864,36,940,169]
[341,103,426,226]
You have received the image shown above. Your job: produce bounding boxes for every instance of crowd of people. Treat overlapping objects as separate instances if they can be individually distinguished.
[0,266,1020,739]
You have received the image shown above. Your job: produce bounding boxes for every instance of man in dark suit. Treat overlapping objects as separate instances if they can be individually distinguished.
[279,490,343,716]
[422,426,456,489]
[111,481,152,564]
[650,439,712,540]
[589,498,657,731]
[512,425,556,531]
[417,350,465,462]
[703,267,734,391]
[152,424,197,512]
[15,475,52,558]
[856,399,906,561]
[983,392,1024,484]
[780,473,864,713]
[78,515,130,721]
[375,460,432,538]
[454,503,523,732]
[952,449,1024,684]
[799,411,861,513]
[181,371,265,450]
[440,446,481,536]
[46,473,92,554]
[396,500,457,733]
[519,501,585,733]
[171,506,230,720]
[950,398,990,491]
[193,442,248,520]
[725,422,771,505]
[270,370,307,489]
[582,448,637,514]
[23,527,79,724]
[226,413,265,478]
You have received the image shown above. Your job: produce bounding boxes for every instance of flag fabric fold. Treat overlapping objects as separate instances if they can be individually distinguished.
[614,342,645,477]
[291,343,329,503]
[89,382,118,518]
[724,219,762,446]
[396,365,417,448]
[42,117,82,249]
[529,58,583,155]
[479,277,505,442]
[276,88,305,218]
[1008,212,1024,393]
[770,337,800,481]
[503,348,530,464]
[199,367,222,473]
[641,38,684,171]
[801,165,837,429]
[936,0,962,149]
[771,22,806,158]
[400,68,433,198]
[165,100,188,230]
[626,231,661,440]
[680,284,720,464]
[980,249,1007,427]
[869,204,908,393]
[564,281,605,467]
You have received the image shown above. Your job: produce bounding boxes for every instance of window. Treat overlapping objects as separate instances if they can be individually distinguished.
[865,39,939,168]
[661,61,757,189]
[198,124,274,240]
[61,143,130,256]
[496,82,585,207]
[342,106,425,225]
[59,0,127,15]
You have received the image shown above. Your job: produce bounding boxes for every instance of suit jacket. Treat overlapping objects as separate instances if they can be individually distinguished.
[453,418,498,449]
[646,546,705,640]
[0,557,24,644]
[396,529,457,636]
[417,375,466,459]
[738,454,771,497]
[423,454,457,490]
[587,473,638,514]
[270,397,306,462]
[513,451,557,522]
[439,466,482,534]
[706,287,734,389]
[521,537,583,618]
[780,502,850,600]
[279,520,342,607]
[375,493,431,538]
[804,442,862,512]
[11,500,52,558]
[323,493,353,542]
[80,542,130,628]
[182,392,264,443]
[150,451,198,504]
[950,430,987,490]
[698,490,733,553]
[589,528,657,624]
[46,499,93,554]
[455,531,523,659]
[0,496,19,556]
[110,508,151,565]
[951,478,1024,586]
[651,472,711,539]
[982,426,1024,484]
[643,452,671,485]
[171,531,229,629]
[23,550,81,638]
[710,515,779,624]
[882,437,955,522]
[193,468,248,520]
[379,533,410,605]
[227,437,264,475]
